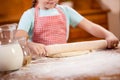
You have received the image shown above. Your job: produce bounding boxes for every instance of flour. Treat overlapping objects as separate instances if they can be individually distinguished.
[0,43,23,71]
[1,50,120,80]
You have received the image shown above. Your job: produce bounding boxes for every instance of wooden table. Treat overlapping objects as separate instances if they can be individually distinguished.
[0,44,120,80]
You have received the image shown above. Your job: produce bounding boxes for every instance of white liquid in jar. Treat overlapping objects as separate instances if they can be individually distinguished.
[0,43,23,71]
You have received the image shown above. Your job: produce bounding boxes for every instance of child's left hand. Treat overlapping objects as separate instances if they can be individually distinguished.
[105,33,119,49]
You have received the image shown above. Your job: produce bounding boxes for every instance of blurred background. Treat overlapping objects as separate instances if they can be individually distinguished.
[0,0,120,41]
[99,0,120,40]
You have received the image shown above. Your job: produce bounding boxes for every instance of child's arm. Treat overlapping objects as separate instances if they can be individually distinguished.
[15,30,47,56]
[77,18,119,48]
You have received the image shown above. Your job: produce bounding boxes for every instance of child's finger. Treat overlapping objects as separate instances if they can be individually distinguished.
[41,48,47,56]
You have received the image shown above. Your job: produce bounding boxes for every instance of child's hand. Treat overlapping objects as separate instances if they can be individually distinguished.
[27,42,47,57]
[105,33,119,49]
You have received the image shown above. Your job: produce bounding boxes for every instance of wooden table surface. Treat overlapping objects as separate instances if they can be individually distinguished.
[0,44,120,80]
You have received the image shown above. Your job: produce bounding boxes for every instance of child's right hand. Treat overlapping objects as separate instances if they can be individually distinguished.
[27,42,47,57]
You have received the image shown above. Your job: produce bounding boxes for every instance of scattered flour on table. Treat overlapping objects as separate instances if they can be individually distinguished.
[7,50,120,79]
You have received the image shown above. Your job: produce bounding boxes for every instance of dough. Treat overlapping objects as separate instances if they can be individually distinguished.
[48,50,91,58]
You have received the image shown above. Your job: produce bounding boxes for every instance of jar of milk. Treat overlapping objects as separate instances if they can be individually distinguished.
[0,23,31,72]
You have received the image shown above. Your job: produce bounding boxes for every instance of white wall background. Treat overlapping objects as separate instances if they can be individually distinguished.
[99,0,120,39]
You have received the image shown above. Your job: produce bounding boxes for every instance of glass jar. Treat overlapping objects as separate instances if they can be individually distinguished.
[0,23,31,72]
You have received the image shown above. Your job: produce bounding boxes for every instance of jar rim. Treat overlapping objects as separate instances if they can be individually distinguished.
[0,23,17,31]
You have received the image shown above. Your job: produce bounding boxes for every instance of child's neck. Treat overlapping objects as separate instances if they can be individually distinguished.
[44,7,53,10]
[38,7,55,10]
[38,5,56,10]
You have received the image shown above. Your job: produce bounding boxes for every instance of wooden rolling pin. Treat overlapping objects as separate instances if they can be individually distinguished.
[45,40,107,58]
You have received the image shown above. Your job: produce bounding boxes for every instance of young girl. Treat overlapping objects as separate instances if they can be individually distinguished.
[16,0,119,56]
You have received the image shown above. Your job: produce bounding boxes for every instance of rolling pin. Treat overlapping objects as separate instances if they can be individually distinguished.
[45,40,107,58]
